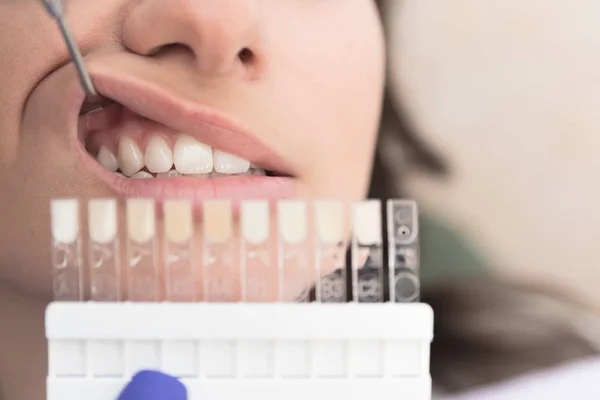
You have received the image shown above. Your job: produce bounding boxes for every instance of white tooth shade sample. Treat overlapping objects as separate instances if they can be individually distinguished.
[352,200,382,245]
[88,199,117,244]
[51,199,80,244]
[277,201,307,244]
[315,200,344,243]
[126,199,156,244]
[241,201,270,244]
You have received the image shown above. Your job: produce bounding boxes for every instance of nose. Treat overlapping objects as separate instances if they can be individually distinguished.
[122,0,262,77]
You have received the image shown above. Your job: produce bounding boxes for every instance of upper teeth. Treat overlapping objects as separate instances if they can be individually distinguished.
[97,146,119,172]
[100,134,253,177]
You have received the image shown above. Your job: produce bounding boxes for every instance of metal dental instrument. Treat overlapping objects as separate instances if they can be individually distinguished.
[42,0,107,113]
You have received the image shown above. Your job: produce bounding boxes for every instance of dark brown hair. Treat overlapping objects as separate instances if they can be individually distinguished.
[372,0,599,394]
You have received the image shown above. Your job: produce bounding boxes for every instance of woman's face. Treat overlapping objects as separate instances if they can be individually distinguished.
[0,0,385,297]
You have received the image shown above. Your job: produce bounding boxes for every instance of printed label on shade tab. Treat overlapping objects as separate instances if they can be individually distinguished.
[351,200,384,303]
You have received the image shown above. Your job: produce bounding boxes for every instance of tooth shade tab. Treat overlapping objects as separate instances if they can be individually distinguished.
[48,197,422,304]
[88,199,117,244]
[278,200,307,244]
[164,200,193,243]
[51,199,80,244]
[203,200,233,243]
[241,201,270,244]
[352,200,382,245]
[315,200,344,243]
[126,198,156,243]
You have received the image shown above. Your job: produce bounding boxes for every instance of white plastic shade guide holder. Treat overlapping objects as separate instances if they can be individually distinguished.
[46,303,434,400]
[48,198,430,400]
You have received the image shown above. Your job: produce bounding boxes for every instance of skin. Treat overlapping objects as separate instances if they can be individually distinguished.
[0,0,385,398]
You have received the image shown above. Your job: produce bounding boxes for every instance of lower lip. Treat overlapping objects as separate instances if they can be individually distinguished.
[113,174,297,205]
[78,146,297,207]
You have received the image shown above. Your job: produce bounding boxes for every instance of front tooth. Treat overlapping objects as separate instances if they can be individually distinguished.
[157,170,182,178]
[97,146,118,172]
[174,135,213,174]
[118,137,144,177]
[132,171,154,179]
[186,174,210,179]
[145,136,173,173]
[213,149,251,174]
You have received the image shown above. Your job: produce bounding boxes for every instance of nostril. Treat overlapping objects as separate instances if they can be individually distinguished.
[146,43,181,57]
[238,47,255,65]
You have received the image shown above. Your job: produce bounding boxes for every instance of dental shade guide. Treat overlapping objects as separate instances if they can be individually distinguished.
[47,198,433,400]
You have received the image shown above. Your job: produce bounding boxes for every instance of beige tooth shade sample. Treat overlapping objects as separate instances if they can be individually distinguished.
[241,201,270,244]
[278,200,307,244]
[203,200,233,243]
[88,199,117,244]
[315,200,344,243]
[126,199,156,243]
[164,200,193,243]
[352,200,382,245]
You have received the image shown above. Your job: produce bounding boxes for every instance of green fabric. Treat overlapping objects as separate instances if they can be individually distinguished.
[419,212,490,283]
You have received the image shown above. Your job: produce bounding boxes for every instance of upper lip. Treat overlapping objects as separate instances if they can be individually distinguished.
[68,67,293,176]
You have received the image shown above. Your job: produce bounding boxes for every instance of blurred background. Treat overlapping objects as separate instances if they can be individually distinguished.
[384,0,600,309]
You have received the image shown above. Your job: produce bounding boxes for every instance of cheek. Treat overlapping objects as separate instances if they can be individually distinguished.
[263,0,385,192]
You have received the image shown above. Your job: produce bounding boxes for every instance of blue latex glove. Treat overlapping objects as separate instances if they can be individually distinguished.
[117,370,188,400]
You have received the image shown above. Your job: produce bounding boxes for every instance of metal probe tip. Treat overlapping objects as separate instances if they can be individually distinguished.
[41,0,101,103]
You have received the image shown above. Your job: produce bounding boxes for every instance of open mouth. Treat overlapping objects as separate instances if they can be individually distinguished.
[65,70,298,202]
[80,101,288,180]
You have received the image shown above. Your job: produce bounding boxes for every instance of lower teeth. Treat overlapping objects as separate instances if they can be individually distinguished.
[116,168,266,179]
